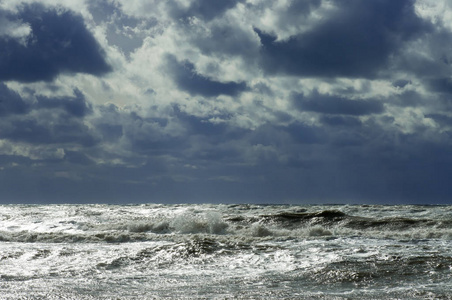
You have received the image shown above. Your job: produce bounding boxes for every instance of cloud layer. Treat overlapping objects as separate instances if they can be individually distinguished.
[1,0,452,204]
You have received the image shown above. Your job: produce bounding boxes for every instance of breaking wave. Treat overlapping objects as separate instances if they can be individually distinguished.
[1,205,451,243]
[1,204,451,299]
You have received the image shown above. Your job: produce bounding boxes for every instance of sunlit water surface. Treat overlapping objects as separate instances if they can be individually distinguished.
[1,204,451,299]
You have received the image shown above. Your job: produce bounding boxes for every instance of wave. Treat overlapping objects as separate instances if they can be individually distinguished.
[237,209,449,229]
[0,231,151,243]
[1,207,451,244]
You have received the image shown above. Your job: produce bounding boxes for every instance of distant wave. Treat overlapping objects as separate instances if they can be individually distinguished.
[1,206,451,243]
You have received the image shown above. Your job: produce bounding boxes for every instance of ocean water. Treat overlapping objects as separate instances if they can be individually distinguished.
[0,204,451,299]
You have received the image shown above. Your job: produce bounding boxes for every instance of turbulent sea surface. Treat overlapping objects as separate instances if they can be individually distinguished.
[0,204,451,299]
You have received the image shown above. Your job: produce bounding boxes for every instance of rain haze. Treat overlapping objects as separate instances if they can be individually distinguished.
[1,0,452,204]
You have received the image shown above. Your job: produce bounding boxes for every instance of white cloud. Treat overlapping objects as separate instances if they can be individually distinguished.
[0,13,31,44]
[415,0,452,30]
[0,139,65,160]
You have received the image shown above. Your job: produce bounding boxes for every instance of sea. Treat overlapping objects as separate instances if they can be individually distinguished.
[0,204,451,299]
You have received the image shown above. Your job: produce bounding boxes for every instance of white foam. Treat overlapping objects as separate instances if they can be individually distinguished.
[169,211,228,234]
[0,203,451,299]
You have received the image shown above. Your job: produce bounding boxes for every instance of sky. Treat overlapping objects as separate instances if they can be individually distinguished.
[1,0,452,204]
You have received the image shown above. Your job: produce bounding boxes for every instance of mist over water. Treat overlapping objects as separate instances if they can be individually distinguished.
[0,204,451,299]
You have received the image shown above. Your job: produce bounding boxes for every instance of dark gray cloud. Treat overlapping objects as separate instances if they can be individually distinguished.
[95,123,124,143]
[392,79,412,88]
[166,54,247,97]
[34,89,93,118]
[268,0,322,33]
[0,83,29,116]
[393,27,452,85]
[2,95,452,203]
[175,109,229,138]
[425,113,452,126]
[237,117,452,203]
[292,91,385,116]
[427,77,452,94]
[191,23,259,58]
[285,0,321,16]
[63,150,95,166]
[0,85,97,147]
[388,90,427,108]
[283,122,325,145]
[91,104,125,143]
[0,4,111,82]
[319,115,363,127]
[0,84,94,119]
[1,116,98,146]
[256,0,431,78]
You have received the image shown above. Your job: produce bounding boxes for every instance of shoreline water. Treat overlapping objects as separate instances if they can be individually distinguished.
[1,204,451,299]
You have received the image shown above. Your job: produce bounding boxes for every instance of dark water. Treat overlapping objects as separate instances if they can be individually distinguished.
[0,204,451,299]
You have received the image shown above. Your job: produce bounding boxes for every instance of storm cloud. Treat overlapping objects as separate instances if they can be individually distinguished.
[256,0,431,78]
[293,91,385,116]
[0,83,28,116]
[0,86,97,147]
[0,4,111,82]
[1,0,452,204]
[166,54,247,97]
